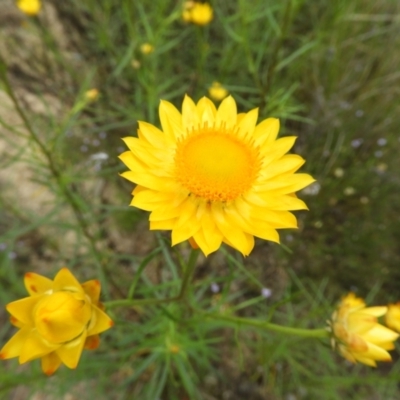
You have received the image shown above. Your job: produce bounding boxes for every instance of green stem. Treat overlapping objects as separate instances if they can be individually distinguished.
[178,248,199,299]
[204,312,329,338]
[105,248,199,309]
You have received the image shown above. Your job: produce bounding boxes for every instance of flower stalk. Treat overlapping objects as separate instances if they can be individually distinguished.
[203,312,329,338]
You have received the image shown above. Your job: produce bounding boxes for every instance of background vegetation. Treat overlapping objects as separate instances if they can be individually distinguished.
[1,0,400,398]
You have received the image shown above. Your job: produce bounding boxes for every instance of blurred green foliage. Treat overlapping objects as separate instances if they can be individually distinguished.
[1,0,400,398]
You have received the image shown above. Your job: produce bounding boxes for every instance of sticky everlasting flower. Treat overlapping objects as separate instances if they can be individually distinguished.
[119,95,314,256]
[0,268,113,375]
[183,2,213,26]
[17,0,41,16]
[329,293,399,367]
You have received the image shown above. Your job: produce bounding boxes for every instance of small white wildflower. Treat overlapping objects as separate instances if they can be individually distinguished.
[0,243,7,251]
[210,283,220,293]
[333,168,344,178]
[80,145,88,152]
[344,187,356,196]
[374,150,383,158]
[99,131,107,139]
[90,152,109,161]
[351,138,363,148]
[377,138,387,146]
[355,110,364,118]
[261,288,272,298]
[302,182,321,196]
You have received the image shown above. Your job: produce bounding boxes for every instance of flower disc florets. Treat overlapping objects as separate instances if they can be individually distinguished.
[0,268,113,375]
[119,95,315,256]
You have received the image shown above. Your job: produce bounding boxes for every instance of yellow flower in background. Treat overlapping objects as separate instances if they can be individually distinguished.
[385,303,400,332]
[183,2,213,26]
[208,82,229,101]
[330,293,398,367]
[85,88,99,102]
[0,269,113,375]
[140,43,154,55]
[119,95,314,256]
[16,0,41,16]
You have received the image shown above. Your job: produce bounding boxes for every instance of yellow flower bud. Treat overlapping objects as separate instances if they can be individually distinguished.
[34,292,92,344]
[208,82,229,101]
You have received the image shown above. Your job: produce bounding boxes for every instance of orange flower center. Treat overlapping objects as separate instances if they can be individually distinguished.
[34,291,92,344]
[174,128,260,202]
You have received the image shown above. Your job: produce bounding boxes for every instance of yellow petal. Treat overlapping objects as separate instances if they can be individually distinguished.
[196,97,217,126]
[361,342,392,362]
[211,203,254,256]
[82,280,101,304]
[150,219,176,230]
[121,171,177,192]
[0,327,31,360]
[24,272,52,296]
[6,296,42,325]
[352,354,377,367]
[138,121,174,147]
[363,324,399,344]
[87,305,114,336]
[237,108,258,138]
[191,211,223,255]
[361,306,387,317]
[159,100,184,140]
[56,332,87,369]
[254,118,280,144]
[260,136,297,164]
[19,330,58,363]
[216,95,236,129]
[171,221,201,246]
[182,95,200,132]
[53,268,84,293]
[259,155,305,179]
[41,352,62,376]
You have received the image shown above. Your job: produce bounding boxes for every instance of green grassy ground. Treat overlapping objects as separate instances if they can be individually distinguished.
[1,0,400,398]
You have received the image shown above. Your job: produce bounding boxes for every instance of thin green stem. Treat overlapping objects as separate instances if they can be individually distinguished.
[105,248,199,309]
[203,312,329,338]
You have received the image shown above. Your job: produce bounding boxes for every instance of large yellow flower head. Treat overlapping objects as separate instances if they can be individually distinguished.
[0,269,113,375]
[119,95,314,256]
[16,0,41,16]
[329,293,399,367]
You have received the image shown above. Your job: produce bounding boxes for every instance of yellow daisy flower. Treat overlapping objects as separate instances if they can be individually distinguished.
[330,293,399,367]
[119,95,314,256]
[16,0,41,16]
[0,269,113,375]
